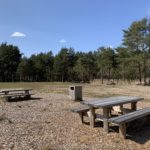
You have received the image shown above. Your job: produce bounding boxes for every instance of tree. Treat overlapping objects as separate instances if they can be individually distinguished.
[53,48,76,82]
[73,51,97,82]
[123,18,150,82]
[96,47,115,83]
[30,51,54,81]
[17,57,28,81]
[0,43,21,81]
[115,47,131,81]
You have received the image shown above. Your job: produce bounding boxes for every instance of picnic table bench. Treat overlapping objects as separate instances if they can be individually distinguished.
[71,96,149,139]
[82,96,144,132]
[0,88,33,101]
[71,106,90,123]
[71,106,107,124]
[108,107,150,138]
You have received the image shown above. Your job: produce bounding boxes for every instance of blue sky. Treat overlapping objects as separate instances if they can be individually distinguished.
[0,0,150,56]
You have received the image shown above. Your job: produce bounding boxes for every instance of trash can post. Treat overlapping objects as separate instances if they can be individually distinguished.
[69,85,82,101]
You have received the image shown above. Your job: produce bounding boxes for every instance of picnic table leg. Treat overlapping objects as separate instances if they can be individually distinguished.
[25,90,31,99]
[120,104,123,114]
[89,107,95,128]
[131,102,137,111]
[4,91,9,95]
[103,108,110,133]
[25,90,29,95]
[79,112,84,124]
[119,123,126,139]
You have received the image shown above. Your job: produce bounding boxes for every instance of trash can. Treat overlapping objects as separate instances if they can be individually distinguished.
[69,86,82,101]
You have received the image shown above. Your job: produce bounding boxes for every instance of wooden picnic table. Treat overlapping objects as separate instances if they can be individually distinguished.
[0,88,32,94]
[82,96,144,132]
[0,88,33,100]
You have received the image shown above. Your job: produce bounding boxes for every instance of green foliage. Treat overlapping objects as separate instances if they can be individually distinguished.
[0,43,21,81]
[123,17,150,82]
[17,52,54,81]
[53,48,76,81]
[96,47,116,83]
[1,17,150,83]
[73,51,96,82]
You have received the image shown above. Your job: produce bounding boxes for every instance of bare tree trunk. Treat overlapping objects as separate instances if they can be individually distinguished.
[138,63,142,83]
[108,68,111,81]
[62,72,65,82]
[123,66,125,81]
[82,72,84,82]
[101,70,103,84]
[143,54,146,83]
[11,74,14,82]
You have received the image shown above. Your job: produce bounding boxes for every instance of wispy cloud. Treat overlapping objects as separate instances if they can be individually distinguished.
[11,32,26,37]
[59,39,66,43]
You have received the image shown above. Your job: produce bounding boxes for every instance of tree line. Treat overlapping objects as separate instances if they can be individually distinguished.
[1,17,150,83]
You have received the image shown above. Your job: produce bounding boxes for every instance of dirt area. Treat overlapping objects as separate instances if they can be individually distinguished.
[0,87,150,150]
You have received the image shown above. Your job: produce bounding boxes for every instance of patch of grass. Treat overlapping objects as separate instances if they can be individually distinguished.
[0,82,150,101]
[0,82,82,94]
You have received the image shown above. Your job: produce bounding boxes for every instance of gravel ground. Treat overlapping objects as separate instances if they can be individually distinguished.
[0,92,150,150]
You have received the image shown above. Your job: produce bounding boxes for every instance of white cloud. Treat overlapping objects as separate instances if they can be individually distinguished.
[11,32,26,37]
[59,39,66,43]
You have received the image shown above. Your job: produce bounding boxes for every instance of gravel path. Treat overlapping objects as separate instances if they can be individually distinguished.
[0,92,150,150]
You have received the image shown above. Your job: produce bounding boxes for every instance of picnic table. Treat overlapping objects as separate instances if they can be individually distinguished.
[82,96,144,132]
[0,88,33,101]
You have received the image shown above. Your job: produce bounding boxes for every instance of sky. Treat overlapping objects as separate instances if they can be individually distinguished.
[0,0,150,57]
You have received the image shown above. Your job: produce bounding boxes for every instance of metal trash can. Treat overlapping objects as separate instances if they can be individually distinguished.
[69,86,82,101]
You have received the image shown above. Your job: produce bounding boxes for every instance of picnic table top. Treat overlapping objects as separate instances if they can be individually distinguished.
[82,96,144,108]
[0,88,33,93]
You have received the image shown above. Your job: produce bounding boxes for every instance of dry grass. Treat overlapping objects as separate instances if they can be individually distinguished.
[0,81,150,100]
[0,81,150,149]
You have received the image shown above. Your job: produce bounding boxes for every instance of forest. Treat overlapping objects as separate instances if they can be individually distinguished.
[1,17,150,83]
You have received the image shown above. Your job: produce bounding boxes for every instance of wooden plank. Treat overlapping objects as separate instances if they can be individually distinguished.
[117,110,150,124]
[71,106,89,113]
[4,94,33,101]
[82,96,129,105]
[82,96,144,108]
[3,93,34,97]
[0,88,33,93]
[2,93,25,96]
[109,107,150,124]
[109,108,148,122]
[94,97,143,108]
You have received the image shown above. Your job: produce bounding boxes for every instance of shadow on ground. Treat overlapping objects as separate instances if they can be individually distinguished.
[110,119,150,144]
[7,97,42,102]
[127,125,150,144]
[83,119,150,144]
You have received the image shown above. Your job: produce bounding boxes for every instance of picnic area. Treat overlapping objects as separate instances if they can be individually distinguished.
[1,0,150,149]
[0,82,150,150]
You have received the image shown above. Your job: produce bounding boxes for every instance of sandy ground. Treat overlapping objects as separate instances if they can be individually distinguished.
[0,89,150,150]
